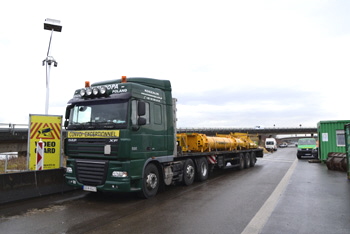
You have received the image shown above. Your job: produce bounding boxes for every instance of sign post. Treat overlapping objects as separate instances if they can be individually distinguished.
[36,139,45,170]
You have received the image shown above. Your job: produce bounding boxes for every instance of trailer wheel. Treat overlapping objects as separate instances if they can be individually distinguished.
[197,157,209,182]
[183,159,195,186]
[250,152,256,167]
[239,153,245,170]
[244,153,251,168]
[138,163,159,199]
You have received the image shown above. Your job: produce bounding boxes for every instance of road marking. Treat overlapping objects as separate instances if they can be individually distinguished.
[241,158,298,234]
[260,158,295,163]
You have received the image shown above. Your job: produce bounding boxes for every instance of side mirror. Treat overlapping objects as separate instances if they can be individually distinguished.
[138,101,146,116]
[65,105,73,120]
[64,120,69,128]
[132,118,146,131]
[138,117,146,126]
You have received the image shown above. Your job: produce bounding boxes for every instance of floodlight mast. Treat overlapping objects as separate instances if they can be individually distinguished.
[43,18,62,115]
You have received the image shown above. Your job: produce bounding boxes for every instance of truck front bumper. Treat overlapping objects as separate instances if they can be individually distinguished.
[297,149,312,156]
[65,175,141,193]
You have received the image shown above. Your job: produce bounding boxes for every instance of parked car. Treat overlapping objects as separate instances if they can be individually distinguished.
[297,138,317,159]
[279,143,288,148]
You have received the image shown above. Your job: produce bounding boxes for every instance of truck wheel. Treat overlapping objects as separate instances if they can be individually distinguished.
[138,163,159,199]
[250,152,256,167]
[197,157,209,182]
[239,153,245,170]
[244,153,251,168]
[183,159,195,186]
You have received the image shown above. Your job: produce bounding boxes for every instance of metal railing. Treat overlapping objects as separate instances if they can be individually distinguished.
[0,123,28,135]
[0,152,26,173]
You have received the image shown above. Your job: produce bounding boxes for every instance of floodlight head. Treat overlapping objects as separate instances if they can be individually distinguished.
[44,18,62,32]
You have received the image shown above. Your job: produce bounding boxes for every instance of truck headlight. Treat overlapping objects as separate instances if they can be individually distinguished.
[92,87,100,96]
[80,89,86,97]
[112,171,128,178]
[100,86,107,95]
[66,167,73,173]
[86,88,92,96]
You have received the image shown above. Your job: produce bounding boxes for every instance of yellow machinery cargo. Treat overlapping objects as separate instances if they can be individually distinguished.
[177,132,258,152]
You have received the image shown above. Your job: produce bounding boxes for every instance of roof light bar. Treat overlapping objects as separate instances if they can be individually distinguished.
[79,86,108,98]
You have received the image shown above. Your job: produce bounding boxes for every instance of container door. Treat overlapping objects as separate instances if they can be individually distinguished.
[345,124,350,179]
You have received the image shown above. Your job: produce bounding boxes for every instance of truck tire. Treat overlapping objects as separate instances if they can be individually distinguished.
[138,163,159,199]
[244,152,251,168]
[183,159,195,186]
[239,153,245,170]
[250,152,256,167]
[196,157,209,182]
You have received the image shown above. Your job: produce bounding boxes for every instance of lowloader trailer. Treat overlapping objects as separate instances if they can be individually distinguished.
[64,77,264,198]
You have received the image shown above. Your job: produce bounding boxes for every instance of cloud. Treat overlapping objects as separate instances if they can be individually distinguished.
[175,86,326,128]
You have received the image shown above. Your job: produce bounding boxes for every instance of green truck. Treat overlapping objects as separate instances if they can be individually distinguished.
[64,77,263,198]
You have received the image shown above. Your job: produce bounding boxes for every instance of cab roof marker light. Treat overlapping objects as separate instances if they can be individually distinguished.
[85,81,90,87]
[121,76,127,83]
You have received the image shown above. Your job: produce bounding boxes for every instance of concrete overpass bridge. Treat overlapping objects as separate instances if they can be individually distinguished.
[0,123,317,154]
[177,127,317,136]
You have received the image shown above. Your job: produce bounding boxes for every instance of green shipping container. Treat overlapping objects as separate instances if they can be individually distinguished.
[317,120,350,161]
[344,124,350,179]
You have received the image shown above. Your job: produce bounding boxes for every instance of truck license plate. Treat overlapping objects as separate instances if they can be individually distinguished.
[83,185,97,192]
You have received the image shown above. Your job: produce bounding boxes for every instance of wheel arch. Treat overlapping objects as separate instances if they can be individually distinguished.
[142,158,164,181]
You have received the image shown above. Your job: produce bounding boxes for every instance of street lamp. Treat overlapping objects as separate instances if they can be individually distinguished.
[42,18,62,115]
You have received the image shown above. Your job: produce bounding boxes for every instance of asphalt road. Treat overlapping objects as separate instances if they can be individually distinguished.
[1,147,349,234]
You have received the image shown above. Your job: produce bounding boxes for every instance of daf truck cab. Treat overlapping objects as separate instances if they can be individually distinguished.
[64,77,175,198]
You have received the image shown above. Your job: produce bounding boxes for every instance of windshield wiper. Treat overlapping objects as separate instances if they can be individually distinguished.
[69,121,125,130]
[92,121,118,129]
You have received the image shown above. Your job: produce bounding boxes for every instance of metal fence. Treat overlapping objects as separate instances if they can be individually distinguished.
[0,153,27,173]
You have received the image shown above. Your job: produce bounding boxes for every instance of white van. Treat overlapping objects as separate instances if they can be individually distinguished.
[265,138,277,152]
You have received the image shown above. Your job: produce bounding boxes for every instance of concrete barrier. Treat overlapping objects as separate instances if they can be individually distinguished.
[0,168,74,204]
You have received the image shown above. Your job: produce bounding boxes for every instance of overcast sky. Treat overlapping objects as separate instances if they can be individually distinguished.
[1,0,350,128]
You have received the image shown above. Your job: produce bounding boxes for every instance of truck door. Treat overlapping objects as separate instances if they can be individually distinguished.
[130,100,167,158]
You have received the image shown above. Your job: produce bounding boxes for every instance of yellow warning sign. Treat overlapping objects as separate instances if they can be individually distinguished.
[28,115,62,170]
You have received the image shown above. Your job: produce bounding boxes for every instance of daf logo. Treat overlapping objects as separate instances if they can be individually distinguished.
[109,139,118,143]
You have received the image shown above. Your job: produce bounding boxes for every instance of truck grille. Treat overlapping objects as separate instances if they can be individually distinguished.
[76,160,108,186]
[66,138,119,157]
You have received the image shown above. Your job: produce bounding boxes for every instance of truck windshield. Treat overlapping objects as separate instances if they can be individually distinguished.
[67,100,128,130]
